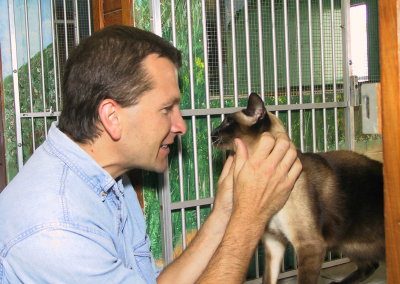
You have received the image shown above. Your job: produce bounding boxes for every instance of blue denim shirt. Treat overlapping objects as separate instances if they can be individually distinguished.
[0,123,159,283]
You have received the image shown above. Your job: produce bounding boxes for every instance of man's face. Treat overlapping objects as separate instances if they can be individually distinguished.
[118,54,186,173]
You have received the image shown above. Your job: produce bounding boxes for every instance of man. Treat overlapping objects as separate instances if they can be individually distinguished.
[0,25,302,283]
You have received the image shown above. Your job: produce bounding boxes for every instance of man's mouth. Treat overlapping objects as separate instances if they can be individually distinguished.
[161,144,170,149]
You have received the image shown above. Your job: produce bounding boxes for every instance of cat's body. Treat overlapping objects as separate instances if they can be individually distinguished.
[211,93,384,284]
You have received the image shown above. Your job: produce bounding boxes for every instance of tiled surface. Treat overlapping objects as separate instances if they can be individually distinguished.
[278,262,386,284]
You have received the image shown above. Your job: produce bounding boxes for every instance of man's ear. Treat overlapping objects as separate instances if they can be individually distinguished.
[98,99,122,141]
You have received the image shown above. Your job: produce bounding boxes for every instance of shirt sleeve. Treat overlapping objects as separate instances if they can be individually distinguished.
[4,227,148,284]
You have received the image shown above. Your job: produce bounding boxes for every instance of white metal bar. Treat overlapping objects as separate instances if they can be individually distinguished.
[160,169,174,264]
[63,0,69,59]
[244,0,251,93]
[8,0,24,169]
[170,2,185,251]
[38,0,48,137]
[74,0,80,44]
[17,101,348,118]
[216,0,224,107]
[201,0,214,198]
[186,0,201,230]
[256,0,264,99]
[319,0,327,151]
[331,0,339,149]
[178,134,186,250]
[50,0,59,119]
[171,197,215,210]
[341,0,354,150]
[307,0,316,152]
[283,0,291,138]
[181,101,347,117]
[296,0,304,152]
[171,0,177,45]
[87,0,92,35]
[150,0,162,36]
[271,0,278,117]
[230,0,238,106]
[23,0,36,151]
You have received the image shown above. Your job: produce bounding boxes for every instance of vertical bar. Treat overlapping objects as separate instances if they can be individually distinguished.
[296,0,304,152]
[319,0,327,151]
[87,0,92,35]
[283,0,291,137]
[244,0,251,93]
[186,0,201,229]
[74,0,80,44]
[257,0,264,99]
[63,0,69,59]
[150,0,172,264]
[160,170,174,264]
[230,0,238,106]
[271,0,278,114]
[8,0,23,169]
[171,0,177,45]
[216,0,224,108]
[331,0,339,149]
[50,0,59,118]
[178,138,187,251]
[341,0,354,150]
[150,0,162,36]
[23,0,36,151]
[308,0,316,152]
[201,0,214,198]
[38,0,48,137]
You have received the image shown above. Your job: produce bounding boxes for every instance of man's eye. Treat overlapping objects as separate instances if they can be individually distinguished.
[162,106,173,114]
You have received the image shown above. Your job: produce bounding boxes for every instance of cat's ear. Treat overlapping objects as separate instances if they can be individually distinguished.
[244,93,266,120]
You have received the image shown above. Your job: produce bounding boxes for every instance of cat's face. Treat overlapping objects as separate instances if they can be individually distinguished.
[211,93,286,152]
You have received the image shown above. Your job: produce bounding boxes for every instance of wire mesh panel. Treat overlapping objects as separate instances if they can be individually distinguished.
[135,0,353,281]
[3,0,92,181]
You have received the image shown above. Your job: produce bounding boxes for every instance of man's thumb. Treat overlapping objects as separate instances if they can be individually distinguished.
[233,138,248,177]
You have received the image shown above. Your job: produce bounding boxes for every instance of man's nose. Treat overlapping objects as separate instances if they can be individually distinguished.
[172,109,187,135]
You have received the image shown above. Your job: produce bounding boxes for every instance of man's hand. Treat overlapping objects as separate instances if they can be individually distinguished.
[232,132,302,223]
[212,155,234,223]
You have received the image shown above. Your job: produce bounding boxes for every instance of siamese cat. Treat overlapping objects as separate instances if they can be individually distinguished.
[211,93,384,284]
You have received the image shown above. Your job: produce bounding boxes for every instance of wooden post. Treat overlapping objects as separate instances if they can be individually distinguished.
[379,0,400,282]
[91,0,133,31]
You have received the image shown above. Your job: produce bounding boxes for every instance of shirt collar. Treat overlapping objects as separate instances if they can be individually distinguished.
[45,122,117,197]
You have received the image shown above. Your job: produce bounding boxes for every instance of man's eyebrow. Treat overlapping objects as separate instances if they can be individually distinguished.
[170,97,181,104]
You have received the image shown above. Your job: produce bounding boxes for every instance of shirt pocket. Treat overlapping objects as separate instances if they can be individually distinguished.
[132,236,157,284]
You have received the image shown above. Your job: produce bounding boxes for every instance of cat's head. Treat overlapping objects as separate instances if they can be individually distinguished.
[211,93,286,152]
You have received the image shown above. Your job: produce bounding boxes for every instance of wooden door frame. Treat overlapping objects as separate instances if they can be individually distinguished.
[379,0,400,282]
[92,0,133,31]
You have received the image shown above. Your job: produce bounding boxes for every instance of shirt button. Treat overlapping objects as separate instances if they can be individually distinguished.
[100,191,108,201]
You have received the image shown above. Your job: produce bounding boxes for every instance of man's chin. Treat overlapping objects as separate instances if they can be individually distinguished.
[149,162,168,174]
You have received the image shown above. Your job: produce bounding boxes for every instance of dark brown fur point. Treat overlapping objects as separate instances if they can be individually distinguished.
[211,93,384,284]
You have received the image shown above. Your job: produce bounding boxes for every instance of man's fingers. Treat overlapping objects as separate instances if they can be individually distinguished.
[252,133,276,159]
[233,138,248,177]
[260,132,291,170]
[287,158,303,186]
[276,142,298,174]
[219,155,234,183]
